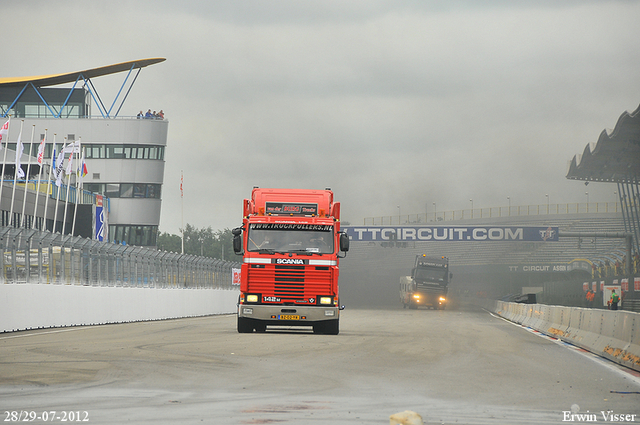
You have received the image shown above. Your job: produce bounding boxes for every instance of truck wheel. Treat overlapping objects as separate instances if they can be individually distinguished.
[408,302,417,310]
[237,317,253,333]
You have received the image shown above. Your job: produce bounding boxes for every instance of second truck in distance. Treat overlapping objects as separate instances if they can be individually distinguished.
[400,255,451,310]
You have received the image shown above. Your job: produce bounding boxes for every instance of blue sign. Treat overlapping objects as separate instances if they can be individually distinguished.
[95,206,105,241]
[343,226,559,242]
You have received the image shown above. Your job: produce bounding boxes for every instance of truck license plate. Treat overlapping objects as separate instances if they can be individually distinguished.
[279,314,300,320]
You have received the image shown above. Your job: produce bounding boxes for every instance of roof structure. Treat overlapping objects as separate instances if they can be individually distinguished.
[0,58,166,118]
[0,58,165,88]
[566,104,640,184]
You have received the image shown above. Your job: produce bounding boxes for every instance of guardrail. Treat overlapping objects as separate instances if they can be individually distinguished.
[364,202,620,225]
[492,301,640,372]
[0,226,240,289]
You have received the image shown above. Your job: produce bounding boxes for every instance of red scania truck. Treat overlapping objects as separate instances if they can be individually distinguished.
[232,187,349,334]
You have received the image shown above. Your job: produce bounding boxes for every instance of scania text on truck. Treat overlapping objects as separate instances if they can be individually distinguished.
[233,187,349,334]
[399,255,451,309]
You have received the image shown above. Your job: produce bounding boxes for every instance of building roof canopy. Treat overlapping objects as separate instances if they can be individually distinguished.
[0,58,166,88]
[566,104,640,183]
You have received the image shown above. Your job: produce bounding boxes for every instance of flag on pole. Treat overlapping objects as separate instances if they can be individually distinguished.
[15,128,25,179]
[37,135,46,164]
[0,118,9,149]
[54,150,65,187]
[180,171,184,198]
[77,149,87,182]
[63,140,81,154]
[65,151,73,175]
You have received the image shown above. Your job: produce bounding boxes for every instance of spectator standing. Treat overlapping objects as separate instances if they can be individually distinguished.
[610,289,620,311]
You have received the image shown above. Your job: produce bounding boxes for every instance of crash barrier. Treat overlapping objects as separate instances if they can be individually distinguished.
[493,301,640,373]
[0,227,241,332]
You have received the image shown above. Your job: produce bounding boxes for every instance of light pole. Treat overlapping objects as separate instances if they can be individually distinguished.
[507,196,511,216]
[545,194,549,214]
[397,205,401,225]
[469,199,473,218]
[585,191,589,212]
[433,202,436,221]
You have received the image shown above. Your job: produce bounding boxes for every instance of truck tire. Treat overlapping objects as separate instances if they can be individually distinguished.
[237,317,253,333]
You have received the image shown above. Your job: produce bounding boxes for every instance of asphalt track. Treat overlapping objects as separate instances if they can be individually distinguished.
[1,304,639,424]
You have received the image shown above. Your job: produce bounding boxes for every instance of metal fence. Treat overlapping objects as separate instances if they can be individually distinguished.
[364,202,621,225]
[0,226,241,289]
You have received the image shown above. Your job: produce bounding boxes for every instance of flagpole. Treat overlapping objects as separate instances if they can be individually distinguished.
[20,124,35,228]
[71,140,82,236]
[44,134,56,231]
[62,146,74,235]
[53,137,66,232]
[0,117,11,222]
[33,129,47,230]
[9,120,24,226]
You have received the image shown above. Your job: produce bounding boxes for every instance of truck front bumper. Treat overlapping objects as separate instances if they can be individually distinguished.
[238,304,339,323]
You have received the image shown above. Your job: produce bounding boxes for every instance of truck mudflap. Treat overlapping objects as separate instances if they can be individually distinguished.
[237,304,340,334]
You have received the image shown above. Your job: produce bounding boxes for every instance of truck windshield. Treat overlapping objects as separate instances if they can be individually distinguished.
[415,267,447,282]
[247,223,334,254]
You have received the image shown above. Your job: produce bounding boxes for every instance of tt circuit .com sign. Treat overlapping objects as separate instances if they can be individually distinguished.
[343,226,559,242]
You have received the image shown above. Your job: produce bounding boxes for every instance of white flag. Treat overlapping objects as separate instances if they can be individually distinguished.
[15,129,25,179]
[55,151,65,187]
[37,135,46,164]
[65,152,73,175]
[0,118,8,149]
[63,141,80,154]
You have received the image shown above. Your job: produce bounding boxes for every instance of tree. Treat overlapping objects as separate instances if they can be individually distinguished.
[157,224,236,260]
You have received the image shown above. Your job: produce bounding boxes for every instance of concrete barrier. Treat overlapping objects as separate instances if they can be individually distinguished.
[1,283,239,332]
[492,301,640,372]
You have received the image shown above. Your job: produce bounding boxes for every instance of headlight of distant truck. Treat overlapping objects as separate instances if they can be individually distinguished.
[246,294,259,303]
[412,294,420,300]
[319,296,333,305]
[439,296,446,302]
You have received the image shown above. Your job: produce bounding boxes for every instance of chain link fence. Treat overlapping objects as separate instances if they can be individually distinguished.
[0,226,241,289]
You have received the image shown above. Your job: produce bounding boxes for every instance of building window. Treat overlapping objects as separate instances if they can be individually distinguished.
[110,224,158,247]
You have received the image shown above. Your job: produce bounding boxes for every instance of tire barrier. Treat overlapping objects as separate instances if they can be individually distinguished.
[493,301,640,372]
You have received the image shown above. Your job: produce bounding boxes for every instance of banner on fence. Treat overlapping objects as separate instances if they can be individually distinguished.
[343,226,559,242]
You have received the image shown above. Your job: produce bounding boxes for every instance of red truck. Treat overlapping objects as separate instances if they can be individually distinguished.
[232,187,349,334]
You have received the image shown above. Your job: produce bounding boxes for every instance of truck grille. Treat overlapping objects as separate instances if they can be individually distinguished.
[275,265,305,298]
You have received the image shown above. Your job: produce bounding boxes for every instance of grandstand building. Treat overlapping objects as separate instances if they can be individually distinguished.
[0,59,167,246]
[341,105,639,310]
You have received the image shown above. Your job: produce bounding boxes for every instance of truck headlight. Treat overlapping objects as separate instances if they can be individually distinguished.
[439,296,446,302]
[413,294,420,299]
[246,294,259,303]
[319,296,332,305]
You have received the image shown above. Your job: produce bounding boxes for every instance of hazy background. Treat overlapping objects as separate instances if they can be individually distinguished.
[4,0,639,234]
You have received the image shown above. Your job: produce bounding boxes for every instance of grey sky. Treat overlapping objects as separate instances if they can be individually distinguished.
[4,1,639,233]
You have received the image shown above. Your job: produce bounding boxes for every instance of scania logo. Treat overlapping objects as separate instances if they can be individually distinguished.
[274,258,305,265]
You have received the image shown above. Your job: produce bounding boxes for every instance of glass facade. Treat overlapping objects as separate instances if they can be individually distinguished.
[84,183,161,199]
[85,144,165,160]
[111,224,158,247]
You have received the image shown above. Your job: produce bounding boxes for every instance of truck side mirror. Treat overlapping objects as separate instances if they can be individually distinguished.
[339,232,350,252]
[232,227,243,255]
[411,268,416,279]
